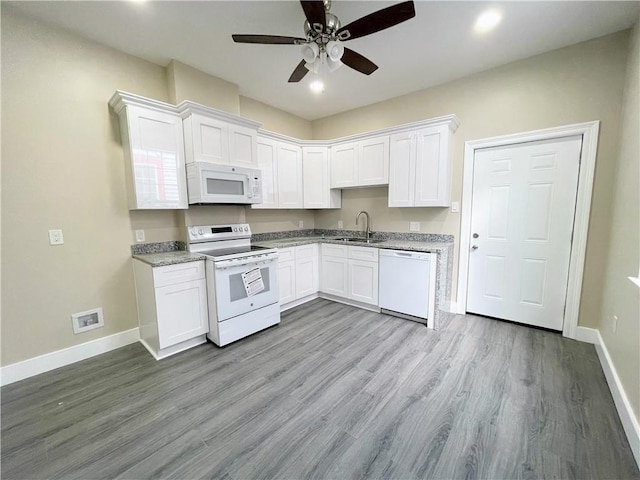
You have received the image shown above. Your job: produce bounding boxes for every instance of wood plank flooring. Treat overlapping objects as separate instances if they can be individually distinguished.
[2,299,638,479]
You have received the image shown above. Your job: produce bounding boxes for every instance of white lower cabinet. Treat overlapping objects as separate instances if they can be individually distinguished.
[133,260,209,360]
[278,244,320,309]
[321,244,379,306]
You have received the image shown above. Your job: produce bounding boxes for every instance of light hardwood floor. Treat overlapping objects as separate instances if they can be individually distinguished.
[2,299,638,479]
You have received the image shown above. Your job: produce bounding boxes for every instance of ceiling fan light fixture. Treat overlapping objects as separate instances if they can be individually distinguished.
[301,42,319,63]
[326,57,342,72]
[326,40,344,61]
[309,80,325,94]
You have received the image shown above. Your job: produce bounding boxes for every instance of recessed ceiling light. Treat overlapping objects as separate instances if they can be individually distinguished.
[310,80,324,94]
[475,10,502,33]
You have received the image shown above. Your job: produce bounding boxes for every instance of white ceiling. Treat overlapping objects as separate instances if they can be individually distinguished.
[7,1,639,120]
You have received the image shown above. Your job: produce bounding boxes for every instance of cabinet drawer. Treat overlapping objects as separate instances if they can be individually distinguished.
[278,247,295,262]
[349,246,379,262]
[295,244,318,259]
[322,243,348,258]
[153,261,205,287]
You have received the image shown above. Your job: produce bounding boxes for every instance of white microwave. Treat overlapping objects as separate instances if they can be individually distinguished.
[186,162,262,205]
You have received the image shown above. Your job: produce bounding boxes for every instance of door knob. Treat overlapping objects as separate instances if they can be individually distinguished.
[473,233,479,238]
[471,245,479,250]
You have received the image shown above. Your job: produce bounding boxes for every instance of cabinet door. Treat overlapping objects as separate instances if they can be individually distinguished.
[278,259,296,304]
[414,125,451,207]
[388,132,416,207]
[321,255,348,297]
[229,124,257,167]
[358,136,389,186]
[188,113,229,164]
[252,137,278,209]
[330,142,358,188]
[156,279,208,349]
[277,142,303,209]
[303,146,328,208]
[295,245,319,298]
[125,105,187,209]
[348,259,379,306]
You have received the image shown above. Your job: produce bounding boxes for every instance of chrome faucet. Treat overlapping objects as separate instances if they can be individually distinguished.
[356,210,372,241]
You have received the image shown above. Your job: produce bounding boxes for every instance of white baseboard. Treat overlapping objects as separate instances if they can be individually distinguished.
[0,328,140,387]
[592,329,640,468]
[574,326,600,344]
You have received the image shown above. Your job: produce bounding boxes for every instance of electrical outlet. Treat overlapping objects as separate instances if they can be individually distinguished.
[298,220,304,229]
[451,201,460,213]
[612,315,618,333]
[135,230,145,242]
[410,222,420,232]
[48,229,64,245]
[338,220,343,229]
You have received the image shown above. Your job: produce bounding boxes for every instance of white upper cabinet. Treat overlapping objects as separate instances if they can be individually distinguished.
[252,135,303,209]
[303,146,341,209]
[253,137,278,209]
[277,142,303,208]
[109,91,187,210]
[179,101,260,167]
[358,136,389,186]
[330,142,358,188]
[330,136,389,188]
[389,122,457,207]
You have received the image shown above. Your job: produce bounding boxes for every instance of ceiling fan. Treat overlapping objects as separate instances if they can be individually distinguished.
[232,0,416,83]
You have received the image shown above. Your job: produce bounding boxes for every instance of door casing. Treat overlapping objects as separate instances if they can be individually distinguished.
[457,121,600,339]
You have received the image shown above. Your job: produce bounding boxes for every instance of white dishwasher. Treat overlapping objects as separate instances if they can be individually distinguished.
[379,249,431,324]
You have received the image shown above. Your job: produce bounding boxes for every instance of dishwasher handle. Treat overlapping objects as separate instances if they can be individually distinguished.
[380,249,431,261]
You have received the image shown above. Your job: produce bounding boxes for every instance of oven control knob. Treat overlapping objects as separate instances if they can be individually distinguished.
[197,229,203,235]
[244,226,248,231]
[233,227,237,232]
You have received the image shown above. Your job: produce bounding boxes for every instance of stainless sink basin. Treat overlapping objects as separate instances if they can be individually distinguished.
[333,237,386,244]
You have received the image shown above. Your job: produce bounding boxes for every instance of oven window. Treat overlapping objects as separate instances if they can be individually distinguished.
[206,178,245,196]
[228,267,271,302]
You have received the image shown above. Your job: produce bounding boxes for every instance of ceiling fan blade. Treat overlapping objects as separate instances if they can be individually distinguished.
[232,34,306,45]
[341,48,378,75]
[288,60,309,82]
[336,1,416,41]
[300,0,326,33]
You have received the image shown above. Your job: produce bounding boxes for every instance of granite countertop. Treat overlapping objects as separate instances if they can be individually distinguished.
[132,251,206,267]
[253,236,453,253]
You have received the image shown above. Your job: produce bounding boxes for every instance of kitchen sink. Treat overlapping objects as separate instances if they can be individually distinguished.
[333,237,386,244]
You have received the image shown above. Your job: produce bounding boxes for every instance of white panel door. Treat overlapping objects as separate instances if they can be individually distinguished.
[388,132,416,207]
[228,124,257,167]
[348,260,379,305]
[303,146,328,208]
[415,126,450,206]
[321,256,348,297]
[128,106,187,209]
[466,136,582,330]
[330,142,358,188]
[277,142,303,208]
[191,114,229,164]
[156,279,208,349]
[278,260,296,305]
[252,137,278,209]
[358,136,389,185]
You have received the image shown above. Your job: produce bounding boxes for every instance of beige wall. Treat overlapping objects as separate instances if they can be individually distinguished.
[166,59,240,114]
[1,7,169,365]
[597,19,640,420]
[240,96,312,140]
[313,31,631,328]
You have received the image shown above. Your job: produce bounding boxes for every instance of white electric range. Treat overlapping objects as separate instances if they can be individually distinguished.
[186,224,280,346]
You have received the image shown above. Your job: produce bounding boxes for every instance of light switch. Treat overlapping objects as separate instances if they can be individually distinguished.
[410,222,420,232]
[451,201,460,213]
[135,230,145,242]
[48,229,64,245]
[298,220,304,229]
[338,220,343,229]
